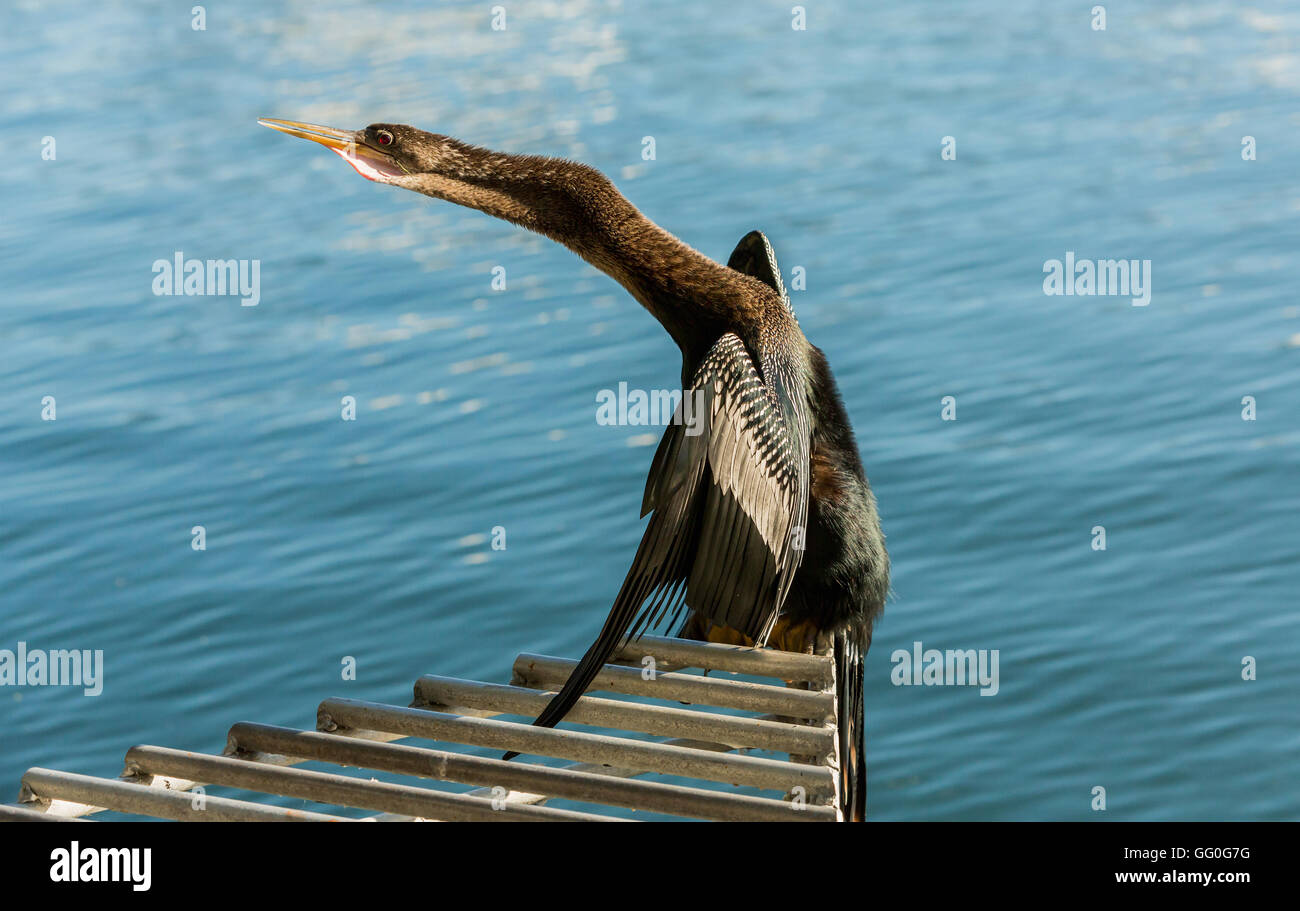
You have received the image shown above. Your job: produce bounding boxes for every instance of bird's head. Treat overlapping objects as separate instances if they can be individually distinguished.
[258,118,464,187]
[258,116,631,275]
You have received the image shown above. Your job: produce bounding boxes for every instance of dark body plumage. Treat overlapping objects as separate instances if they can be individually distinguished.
[262,119,889,819]
[512,227,890,820]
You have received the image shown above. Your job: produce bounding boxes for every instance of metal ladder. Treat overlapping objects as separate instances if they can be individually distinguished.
[4,635,844,822]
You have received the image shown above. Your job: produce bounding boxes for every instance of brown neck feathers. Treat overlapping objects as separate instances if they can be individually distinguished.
[402,144,772,354]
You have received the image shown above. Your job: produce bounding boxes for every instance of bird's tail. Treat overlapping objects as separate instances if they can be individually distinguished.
[835,630,867,821]
[501,594,645,761]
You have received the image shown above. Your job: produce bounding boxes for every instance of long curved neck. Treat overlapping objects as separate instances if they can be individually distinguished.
[400,144,771,355]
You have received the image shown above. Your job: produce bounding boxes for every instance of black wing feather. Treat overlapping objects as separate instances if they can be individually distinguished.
[836,631,867,820]
[506,331,810,754]
[727,230,790,312]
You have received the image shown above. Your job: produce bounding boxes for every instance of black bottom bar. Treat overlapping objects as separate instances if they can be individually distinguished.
[0,820,1283,895]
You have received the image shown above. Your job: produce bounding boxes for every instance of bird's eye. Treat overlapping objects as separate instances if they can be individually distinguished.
[375,130,394,146]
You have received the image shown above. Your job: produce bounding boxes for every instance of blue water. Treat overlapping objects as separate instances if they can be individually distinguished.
[2,0,1297,820]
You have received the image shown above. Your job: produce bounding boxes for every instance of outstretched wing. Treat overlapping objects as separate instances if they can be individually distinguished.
[638,332,809,641]
[509,330,810,748]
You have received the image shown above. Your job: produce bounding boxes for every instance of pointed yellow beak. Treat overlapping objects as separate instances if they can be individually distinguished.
[259,117,410,182]
[258,118,358,153]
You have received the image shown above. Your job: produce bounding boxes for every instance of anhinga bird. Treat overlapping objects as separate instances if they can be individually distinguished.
[260,118,889,820]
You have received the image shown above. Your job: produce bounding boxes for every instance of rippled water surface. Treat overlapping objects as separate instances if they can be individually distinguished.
[1,0,1297,819]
